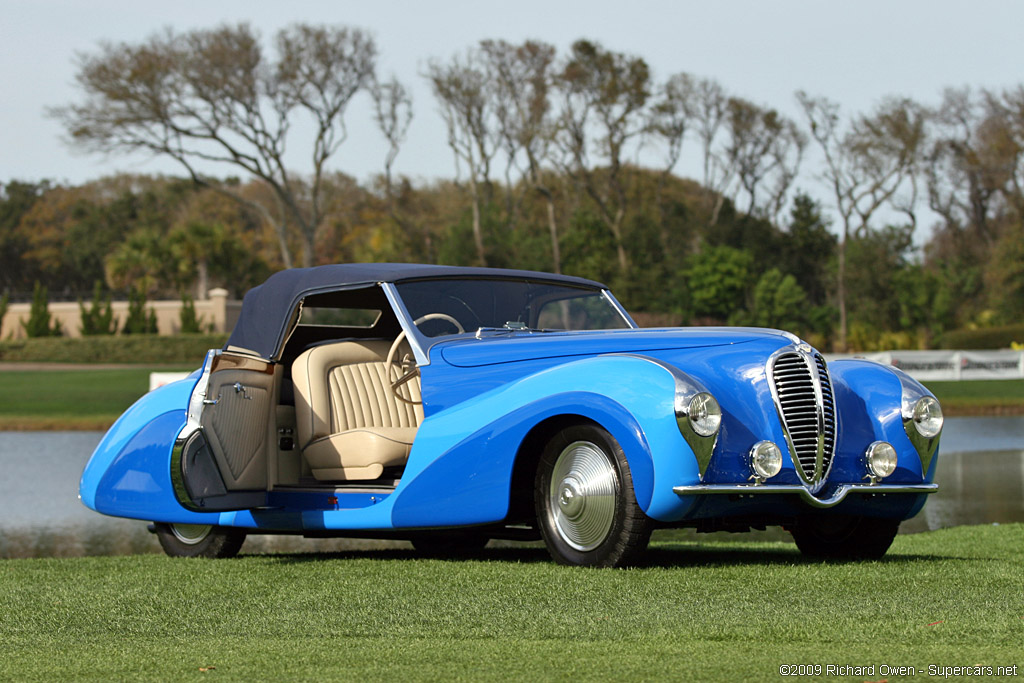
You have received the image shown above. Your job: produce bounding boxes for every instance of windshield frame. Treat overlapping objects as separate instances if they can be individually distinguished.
[382,279,637,366]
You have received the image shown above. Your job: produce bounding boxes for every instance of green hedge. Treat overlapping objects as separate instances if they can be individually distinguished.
[0,334,228,364]
[938,324,1024,350]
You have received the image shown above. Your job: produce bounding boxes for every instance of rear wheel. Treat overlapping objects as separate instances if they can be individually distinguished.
[790,515,899,560]
[154,523,246,558]
[535,423,652,568]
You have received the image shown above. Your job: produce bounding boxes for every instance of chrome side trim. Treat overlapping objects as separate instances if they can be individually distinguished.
[672,482,938,509]
[890,366,942,477]
[381,282,429,366]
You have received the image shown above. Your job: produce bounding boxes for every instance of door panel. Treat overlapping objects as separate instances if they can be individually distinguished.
[197,353,278,494]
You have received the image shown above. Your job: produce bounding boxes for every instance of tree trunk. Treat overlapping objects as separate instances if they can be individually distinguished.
[610,208,629,275]
[196,260,209,300]
[273,221,293,270]
[300,234,314,269]
[469,175,487,266]
[836,233,848,353]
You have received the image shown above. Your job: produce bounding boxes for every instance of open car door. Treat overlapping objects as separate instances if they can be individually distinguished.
[175,352,278,512]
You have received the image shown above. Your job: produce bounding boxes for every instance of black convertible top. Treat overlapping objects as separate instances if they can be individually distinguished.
[224,263,607,360]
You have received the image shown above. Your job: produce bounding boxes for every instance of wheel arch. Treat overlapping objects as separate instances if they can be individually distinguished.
[508,414,592,525]
[508,407,656,525]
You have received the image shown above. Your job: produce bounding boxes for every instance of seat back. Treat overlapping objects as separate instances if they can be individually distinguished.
[292,340,423,450]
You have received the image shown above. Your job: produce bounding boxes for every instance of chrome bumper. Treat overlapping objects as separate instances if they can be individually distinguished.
[672,483,939,509]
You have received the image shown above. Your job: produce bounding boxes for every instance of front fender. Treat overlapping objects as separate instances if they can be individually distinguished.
[390,355,697,527]
[828,359,934,485]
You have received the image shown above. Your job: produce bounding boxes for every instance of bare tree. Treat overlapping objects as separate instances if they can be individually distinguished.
[650,72,697,178]
[691,77,734,224]
[725,98,806,221]
[797,91,925,351]
[648,71,697,251]
[556,39,650,276]
[481,39,563,272]
[425,49,499,266]
[372,76,427,258]
[51,23,377,269]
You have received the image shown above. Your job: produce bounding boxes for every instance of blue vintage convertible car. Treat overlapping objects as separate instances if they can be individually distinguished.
[80,264,943,566]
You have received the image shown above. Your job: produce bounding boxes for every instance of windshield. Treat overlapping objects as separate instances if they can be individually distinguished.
[395,279,632,338]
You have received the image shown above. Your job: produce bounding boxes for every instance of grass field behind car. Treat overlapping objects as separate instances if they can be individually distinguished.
[0,367,1021,430]
[1,524,1021,681]
[0,367,191,430]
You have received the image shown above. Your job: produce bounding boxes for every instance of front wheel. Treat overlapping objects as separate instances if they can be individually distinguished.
[535,423,652,568]
[154,523,246,558]
[790,515,900,560]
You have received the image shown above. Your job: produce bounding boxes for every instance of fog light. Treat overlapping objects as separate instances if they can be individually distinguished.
[866,441,898,479]
[688,392,722,437]
[750,441,783,481]
[912,396,943,438]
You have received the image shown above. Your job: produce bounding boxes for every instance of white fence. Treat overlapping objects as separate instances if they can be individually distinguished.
[824,350,1024,382]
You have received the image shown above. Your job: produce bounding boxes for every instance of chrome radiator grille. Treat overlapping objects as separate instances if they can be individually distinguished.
[770,351,836,483]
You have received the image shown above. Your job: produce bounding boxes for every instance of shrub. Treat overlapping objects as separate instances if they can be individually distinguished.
[179,294,203,334]
[21,282,62,338]
[122,286,158,335]
[79,281,117,335]
[0,334,228,364]
[939,324,1024,350]
[0,291,8,333]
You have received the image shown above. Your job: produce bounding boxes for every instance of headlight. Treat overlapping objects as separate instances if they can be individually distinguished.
[911,396,943,438]
[750,441,782,481]
[865,441,898,479]
[688,392,722,437]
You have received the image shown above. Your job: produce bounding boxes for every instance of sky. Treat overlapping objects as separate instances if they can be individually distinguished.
[2,0,1023,236]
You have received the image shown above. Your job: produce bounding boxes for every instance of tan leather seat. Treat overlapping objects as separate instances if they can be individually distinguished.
[292,340,423,481]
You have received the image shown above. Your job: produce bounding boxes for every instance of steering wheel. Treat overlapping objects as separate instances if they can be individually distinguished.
[385,313,465,404]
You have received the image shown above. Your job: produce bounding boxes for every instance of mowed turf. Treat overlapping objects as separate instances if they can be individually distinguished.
[0,368,185,429]
[924,379,1024,415]
[1,524,1021,681]
[0,369,1021,431]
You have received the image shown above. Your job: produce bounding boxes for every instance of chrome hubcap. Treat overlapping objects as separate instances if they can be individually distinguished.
[548,440,619,551]
[170,523,212,545]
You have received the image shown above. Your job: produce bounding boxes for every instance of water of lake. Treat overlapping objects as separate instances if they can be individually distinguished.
[1,417,1021,558]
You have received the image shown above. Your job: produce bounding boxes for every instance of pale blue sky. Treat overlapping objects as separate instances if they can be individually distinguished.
[2,0,1021,235]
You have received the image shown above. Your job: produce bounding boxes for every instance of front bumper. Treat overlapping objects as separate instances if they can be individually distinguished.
[673,483,938,509]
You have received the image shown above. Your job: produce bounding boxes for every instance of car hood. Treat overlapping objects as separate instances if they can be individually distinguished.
[438,327,797,368]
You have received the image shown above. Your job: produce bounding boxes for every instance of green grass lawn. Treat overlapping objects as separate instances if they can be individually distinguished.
[1,524,1022,681]
[0,368,191,430]
[0,369,1020,431]
[924,379,1024,415]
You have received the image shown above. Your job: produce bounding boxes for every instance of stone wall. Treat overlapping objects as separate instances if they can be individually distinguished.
[0,288,241,339]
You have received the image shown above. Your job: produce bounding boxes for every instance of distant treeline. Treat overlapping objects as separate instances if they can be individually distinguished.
[2,27,1023,352]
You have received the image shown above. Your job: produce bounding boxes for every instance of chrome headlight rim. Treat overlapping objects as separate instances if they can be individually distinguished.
[865,441,898,480]
[687,392,722,438]
[911,396,943,439]
[749,440,783,482]
[892,367,943,477]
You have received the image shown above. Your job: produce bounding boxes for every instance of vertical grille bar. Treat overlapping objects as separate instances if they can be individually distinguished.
[815,353,837,469]
[770,350,836,484]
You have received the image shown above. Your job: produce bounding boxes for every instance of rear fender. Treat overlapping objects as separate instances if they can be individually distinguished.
[80,373,220,524]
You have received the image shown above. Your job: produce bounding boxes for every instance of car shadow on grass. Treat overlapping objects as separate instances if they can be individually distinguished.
[250,543,950,567]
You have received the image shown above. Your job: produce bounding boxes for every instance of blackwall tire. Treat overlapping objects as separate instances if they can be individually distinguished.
[535,423,652,568]
[154,523,246,558]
